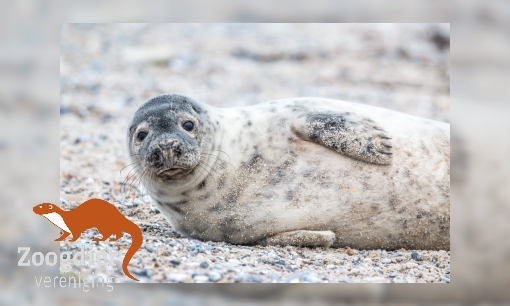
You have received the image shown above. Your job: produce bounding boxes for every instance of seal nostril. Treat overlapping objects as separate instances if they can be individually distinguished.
[158,140,177,151]
[149,150,164,168]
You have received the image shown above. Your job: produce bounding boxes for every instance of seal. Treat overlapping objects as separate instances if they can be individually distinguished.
[127,94,450,250]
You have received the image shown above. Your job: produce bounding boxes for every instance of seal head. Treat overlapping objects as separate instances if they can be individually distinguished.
[127,94,215,185]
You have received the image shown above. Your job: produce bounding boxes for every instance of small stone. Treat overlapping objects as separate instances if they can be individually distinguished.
[235,273,262,283]
[285,272,320,283]
[411,252,420,261]
[167,273,187,282]
[193,275,209,283]
[227,259,240,265]
[199,261,209,269]
[60,105,69,115]
[389,273,399,278]
[169,259,181,266]
[326,264,336,269]
[145,245,157,253]
[347,248,355,255]
[381,258,392,264]
[285,265,297,272]
[208,272,222,282]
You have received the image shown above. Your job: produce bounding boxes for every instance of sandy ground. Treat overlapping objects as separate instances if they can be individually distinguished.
[60,23,450,283]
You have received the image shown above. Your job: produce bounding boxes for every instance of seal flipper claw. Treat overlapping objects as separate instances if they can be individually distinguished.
[296,111,393,165]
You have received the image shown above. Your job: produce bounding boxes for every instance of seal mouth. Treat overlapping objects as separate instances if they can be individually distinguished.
[156,167,192,178]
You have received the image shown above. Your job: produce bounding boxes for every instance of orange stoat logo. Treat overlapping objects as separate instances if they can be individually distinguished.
[33,198,143,281]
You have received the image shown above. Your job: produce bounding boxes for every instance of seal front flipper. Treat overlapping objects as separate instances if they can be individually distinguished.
[293,110,393,165]
[256,230,336,247]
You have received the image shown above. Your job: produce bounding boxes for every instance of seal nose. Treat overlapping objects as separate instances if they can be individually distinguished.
[158,140,177,151]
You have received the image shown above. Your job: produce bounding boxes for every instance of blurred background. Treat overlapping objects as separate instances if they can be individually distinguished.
[1,0,510,304]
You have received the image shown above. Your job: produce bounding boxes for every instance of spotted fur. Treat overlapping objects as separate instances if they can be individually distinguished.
[127,94,450,250]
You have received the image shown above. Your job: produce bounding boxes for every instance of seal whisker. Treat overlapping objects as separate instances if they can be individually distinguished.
[200,152,237,173]
[120,162,142,176]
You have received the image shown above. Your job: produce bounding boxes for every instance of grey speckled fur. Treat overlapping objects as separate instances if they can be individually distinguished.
[127,94,450,250]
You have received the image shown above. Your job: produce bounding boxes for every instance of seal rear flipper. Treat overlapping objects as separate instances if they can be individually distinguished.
[293,110,393,165]
[257,230,335,247]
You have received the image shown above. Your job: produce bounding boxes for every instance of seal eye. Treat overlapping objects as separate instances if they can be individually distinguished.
[49,205,52,209]
[182,121,194,131]
[137,131,148,141]
[39,205,42,208]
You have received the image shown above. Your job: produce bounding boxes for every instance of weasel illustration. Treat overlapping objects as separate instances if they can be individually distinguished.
[33,198,143,281]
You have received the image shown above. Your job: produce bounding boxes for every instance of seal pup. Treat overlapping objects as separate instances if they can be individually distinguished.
[127,94,449,250]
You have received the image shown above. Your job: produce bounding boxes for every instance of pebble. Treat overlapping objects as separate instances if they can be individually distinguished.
[227,259,241,265]
[145,245,157,253]
[200,261,209,269]
[193,275,209,283]
[285,272,320,283]
[347,248,356,255]
[208,272,222,282]
[167,273,188,283]
[60,105,70,115]
[235,273,262,283]
[381,258,392,264]
[411,252,420,261]
[275,259,286,265]
[169,259,181,266]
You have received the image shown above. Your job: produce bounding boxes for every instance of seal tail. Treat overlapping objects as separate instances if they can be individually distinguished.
[122,221,143,281]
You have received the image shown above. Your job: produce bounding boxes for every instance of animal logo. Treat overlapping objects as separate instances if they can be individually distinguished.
[33,198,143,281]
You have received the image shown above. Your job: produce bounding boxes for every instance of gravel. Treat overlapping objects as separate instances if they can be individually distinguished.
[60,24,450,283]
